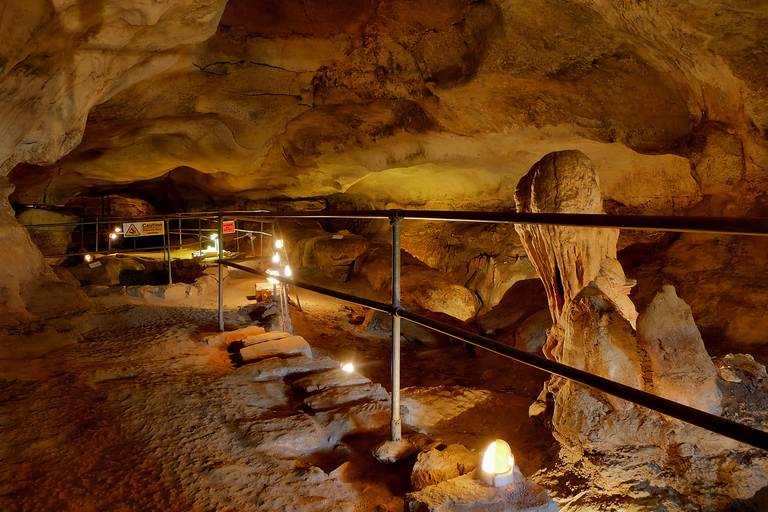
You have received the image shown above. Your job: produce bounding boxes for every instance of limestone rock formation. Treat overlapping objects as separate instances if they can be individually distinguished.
[410,444,478,492]
[637,285,722,415]
[515,150,638,357]
[0,189,90,327]
[4,0,768,332]
[515,150,767,505]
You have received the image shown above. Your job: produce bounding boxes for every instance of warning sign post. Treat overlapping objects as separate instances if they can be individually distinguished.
[123,221,165,237]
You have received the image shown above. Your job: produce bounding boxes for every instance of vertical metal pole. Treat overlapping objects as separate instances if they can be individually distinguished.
[199,218,202,253]
[218,213,224,332]
[390,216,402,441]
[166,219,172,285]
[236,220,240,253]
[95,219,99,253]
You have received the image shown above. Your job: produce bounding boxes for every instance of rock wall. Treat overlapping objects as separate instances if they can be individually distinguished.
[0,0,227,325]
[0,179,89,327]
[515,150,768,505]
[3,0,768,335]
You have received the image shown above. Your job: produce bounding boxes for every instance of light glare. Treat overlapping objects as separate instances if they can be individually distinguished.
[481,440,514,475]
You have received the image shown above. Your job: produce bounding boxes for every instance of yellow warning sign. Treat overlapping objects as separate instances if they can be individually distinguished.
[123,221,165,237]
[124,223,141,237]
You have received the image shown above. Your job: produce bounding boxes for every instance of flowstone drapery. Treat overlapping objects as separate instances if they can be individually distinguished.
[514,150,722,449]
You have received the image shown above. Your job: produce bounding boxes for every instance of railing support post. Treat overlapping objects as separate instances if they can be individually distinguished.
[165,219,173,285]
[390,215,402,441]
[218,213,224,332]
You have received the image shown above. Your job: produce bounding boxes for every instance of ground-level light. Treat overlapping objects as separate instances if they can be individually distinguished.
[479,439,515,487]
[341,363,354,373]
[266,269,280,284]
[84,254,93,263]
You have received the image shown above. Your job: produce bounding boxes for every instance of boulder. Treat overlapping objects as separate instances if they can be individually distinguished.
[67,255,146,286]
[293,368,371,394]
[17,209,78,257]
[239,335,312,362]
[356,244,479,321]
[374,434,442,464]
[636,285,722,415]
[411,444,478,491]
[201,325,267,347]
[406,471,557,512]
[230,355,339,382]
[304,382,389,412]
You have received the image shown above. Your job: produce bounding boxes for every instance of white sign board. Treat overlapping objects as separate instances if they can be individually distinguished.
[123,221,165,237]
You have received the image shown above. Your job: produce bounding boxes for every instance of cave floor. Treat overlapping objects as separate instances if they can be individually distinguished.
[0,276,559,512]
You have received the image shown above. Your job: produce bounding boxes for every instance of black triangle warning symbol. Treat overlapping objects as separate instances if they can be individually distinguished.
[125,224,141,237]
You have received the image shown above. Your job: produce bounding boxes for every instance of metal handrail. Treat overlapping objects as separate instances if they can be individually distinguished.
[225,209,768,236]
[215,208,768,451]
[218,259,768,451]
[23,208,768,449]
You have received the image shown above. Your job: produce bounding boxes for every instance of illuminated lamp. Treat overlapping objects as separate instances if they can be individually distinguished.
[84,254,93,263]
[110,233,118,240]
[272,253,280,264]
[274,239,284,249]
[283,265,292,277]
[114,227,122,233]
[479,439,515,487]
[341,363,354,373]
[266,269,280,284]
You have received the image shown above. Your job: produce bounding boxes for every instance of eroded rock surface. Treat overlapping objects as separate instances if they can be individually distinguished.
[515,150,766,507]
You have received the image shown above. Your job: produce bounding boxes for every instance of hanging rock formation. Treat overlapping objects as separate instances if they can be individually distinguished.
[514,150,768,506]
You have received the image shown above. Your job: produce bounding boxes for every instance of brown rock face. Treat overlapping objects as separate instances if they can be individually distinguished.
[4,0,768,328]
[515,150,638,356]
[0,182,89,327]
[515,150,721,448]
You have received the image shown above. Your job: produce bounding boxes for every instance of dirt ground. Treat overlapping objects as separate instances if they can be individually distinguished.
[0,274,559,512]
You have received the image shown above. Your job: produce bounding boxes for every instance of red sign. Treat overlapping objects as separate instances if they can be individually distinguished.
[222,220,236,234]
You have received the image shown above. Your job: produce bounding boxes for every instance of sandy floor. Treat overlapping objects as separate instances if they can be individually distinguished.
[0,275,558,512]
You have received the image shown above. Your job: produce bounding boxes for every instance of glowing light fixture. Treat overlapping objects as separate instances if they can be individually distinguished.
[274,239,284,249]
[479,439,515,487]
[341,363,354,373]
[266,269,280,284]
[284,265,292,277]
[204,234,220,254]
[114,227,122,233]
[84,254,93,263]
[272,253,280,264]
[110,233,118,240]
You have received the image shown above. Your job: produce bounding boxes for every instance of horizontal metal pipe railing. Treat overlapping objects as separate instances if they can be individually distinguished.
[22,214,274,230]
[23,209,768,237]
[230,209,768,236]
[218,259,768,451]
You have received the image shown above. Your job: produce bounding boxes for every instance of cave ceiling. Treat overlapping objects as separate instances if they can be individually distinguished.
[2,0,768,212]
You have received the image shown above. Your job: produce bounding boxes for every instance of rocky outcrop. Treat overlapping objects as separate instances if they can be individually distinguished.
[0,184,89,327]
[515,150,765,506]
